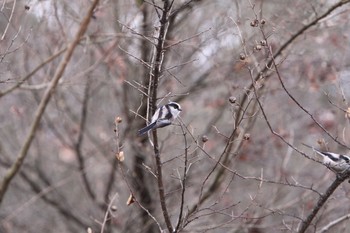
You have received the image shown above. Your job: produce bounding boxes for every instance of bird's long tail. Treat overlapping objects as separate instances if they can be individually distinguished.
[302,143,328,159]
[302,143,323,154]
[138,121,156,136]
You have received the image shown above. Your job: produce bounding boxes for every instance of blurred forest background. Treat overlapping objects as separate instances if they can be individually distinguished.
[1,0,350,232]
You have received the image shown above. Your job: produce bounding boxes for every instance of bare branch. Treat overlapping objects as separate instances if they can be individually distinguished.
[318,213,350,233]
[297,172,350,233]
[74,75,97,202]
[174,122,190,232]
[0,48,66,98]
[100,192,118,233]
[149,0,174,231]
[1,0,16,40]
[0,0,101,206]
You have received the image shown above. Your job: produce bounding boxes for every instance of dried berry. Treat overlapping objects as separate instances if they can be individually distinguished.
[243,133,250,140]
[239,53,246,61]
[250,19,259,27]
[229,96,237,104]
[201,135,209,143]
[345,107,350,119]
[115,116,122,124]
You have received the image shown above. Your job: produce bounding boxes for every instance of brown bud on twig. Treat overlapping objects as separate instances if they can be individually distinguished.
[255,44,262,51]
[261,19,266,25]
[115,116,122,124]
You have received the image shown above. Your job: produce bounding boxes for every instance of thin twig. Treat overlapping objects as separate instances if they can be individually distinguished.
[174,122,189,232]
[117,20,157,46]
[115,119,164,231]
[75,75,96,201]
[169,0,202,19]
[164,27,211,49]
[189,95,256,216]
[1,0,16,40]
[100,192,118,233]
[236,0,350,141]
[318,213,350,233]
[0,48,66,98]
[118,45,152,69]
[263,30,350,150]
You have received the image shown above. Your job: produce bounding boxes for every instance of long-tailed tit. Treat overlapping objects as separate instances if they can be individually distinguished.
[138,102,182,136]
[302,143,350,173]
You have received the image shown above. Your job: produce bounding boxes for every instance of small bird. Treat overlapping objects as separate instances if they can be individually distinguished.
[138,102,182,136]
[302,143,350,173]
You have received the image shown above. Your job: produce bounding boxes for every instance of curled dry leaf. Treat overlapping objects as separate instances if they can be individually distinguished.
[116,151,125,162]
[345,107,350,119]
[126,193,135,206]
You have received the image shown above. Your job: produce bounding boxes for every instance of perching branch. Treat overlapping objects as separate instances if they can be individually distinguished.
[297,171,350,233]
[149,0,174,232]
[0,0,101,206]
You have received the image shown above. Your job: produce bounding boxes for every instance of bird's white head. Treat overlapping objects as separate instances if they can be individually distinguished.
[168,102,182,119]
